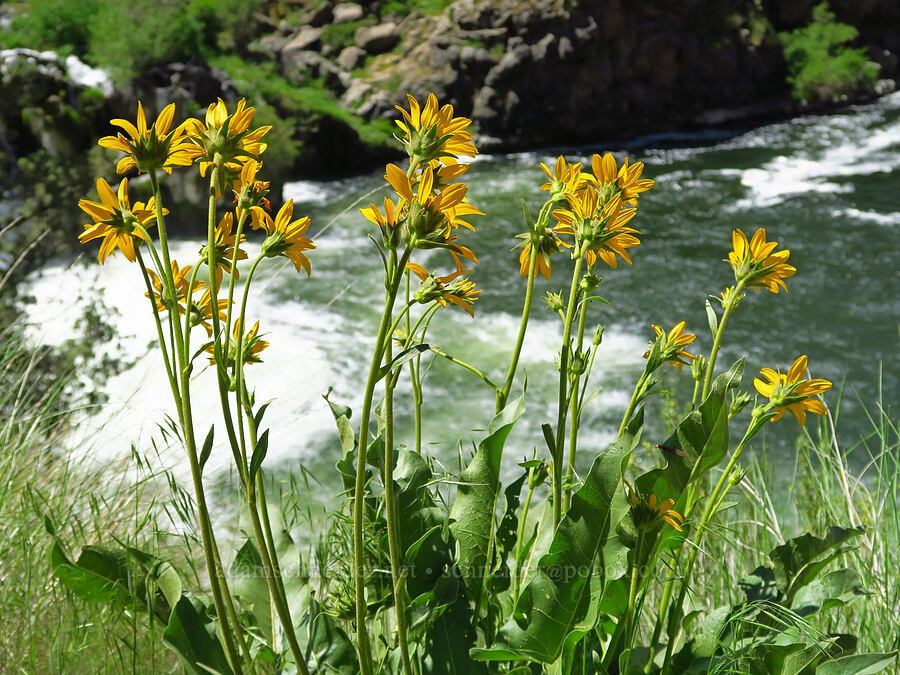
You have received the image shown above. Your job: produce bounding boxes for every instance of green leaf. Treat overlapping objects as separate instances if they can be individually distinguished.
[473,410,642,663]
[253,401,272,431]
[791,568,868,617]
[705,298,718,338]
[769,525,865,602]
[421,577,489,675]
[449,396,525,596]
[816,652,898,675]
[199,425,215,473]
[163,593,233,675]
[380,343,430,378]
[519,195,535,230]
[231,539,272,641]
[249,429,269,480]
[306,598,357,674]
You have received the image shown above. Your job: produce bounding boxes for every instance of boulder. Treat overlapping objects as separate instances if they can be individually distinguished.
[337,45,367,71]
[283,26,324,54]
[355,23,400,54]
[333,3,364,24]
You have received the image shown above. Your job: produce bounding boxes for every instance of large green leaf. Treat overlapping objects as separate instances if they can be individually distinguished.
[421,575,489,675]
[306,598,358,674]
[790,568,868,617]
[449,396,525,596]
[472,411,642,663]
[163,593,233,675]
[769,526,865,603]
[231,539,272,642]
[816,653,898,675]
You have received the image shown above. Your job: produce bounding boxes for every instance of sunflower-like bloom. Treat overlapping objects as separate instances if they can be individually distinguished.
[394,93,476,164]
[754,355,832,426]
[182,98,271,189]
[643,321,697,371]
[624,480,684,532]
[539,156,585,203]
[206,318,269,367]
[728,228,796,293]
[407,262,480,316]
[191,289,230,337]
[385,163,479,258]
[98,102,200,175]
[145,260,202,314]
[78,178,161,264]
[234,159,271,218]
[257,200,315,275]
[584,152,655,204]
[553,191,640,268]
[200,212,248,285]
[361,196,402,247]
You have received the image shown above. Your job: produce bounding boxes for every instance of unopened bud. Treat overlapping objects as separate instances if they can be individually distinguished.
[691,354,707,382]
[728,465,745,486]
[545,291,564,313]
[593,324,605,347]
[730,391,752,417]
[580,272,601,293]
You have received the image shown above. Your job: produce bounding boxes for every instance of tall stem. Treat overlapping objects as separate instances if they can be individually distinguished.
[701,279,745,400]
[564,294,590,510]
[661,415,763,673]
[352,246,412,675]
[147,173,243,673]
[497,246,538,412]
[553,253,584,527]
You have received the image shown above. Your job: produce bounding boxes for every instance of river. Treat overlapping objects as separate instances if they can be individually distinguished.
[23,92,900,511]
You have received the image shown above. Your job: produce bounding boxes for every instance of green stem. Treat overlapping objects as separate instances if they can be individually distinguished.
[661,413,764,673]
[564,291,590,511]
[553,252,585,528]
[512,475,536,603]
[701,279,745,401]
[352,245,413,675]
[428,347,501,392]
[605,531,645,672]
[618,368,652,439]
[147,174,243,674]
[497,245,538,412]
[384,346,413,675]
[223,210,249,356]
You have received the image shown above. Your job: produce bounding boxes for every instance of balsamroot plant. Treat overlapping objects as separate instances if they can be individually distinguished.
[49,94,896,675]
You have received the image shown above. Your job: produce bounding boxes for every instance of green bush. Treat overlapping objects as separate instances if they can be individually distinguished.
[779,2,879,102]
[0,0,102,56]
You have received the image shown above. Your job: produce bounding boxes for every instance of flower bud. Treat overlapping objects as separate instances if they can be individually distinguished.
[730,391,752,417]
[691,354,707,382]
[545,291,565,313]
[580,272,601,293]
[592,324,605,347]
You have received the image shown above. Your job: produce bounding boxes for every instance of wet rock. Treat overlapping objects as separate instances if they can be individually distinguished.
[337,45,367,71]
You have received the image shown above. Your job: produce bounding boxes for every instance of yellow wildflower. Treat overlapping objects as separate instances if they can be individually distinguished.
[624,480,684,531]
[99,101,199,175]
[643,321,697,371]
[200,212,248,285]
[234,159,271,218]
[182,98,271,188]
[192,289,230,337]
[258,200,315,275]
[539,155,585,202]
[394,93,477,164]
[78,178,161,264]
[584,152,654,204]
[728,228,796,293]
[145,260,202,314]
[206,318,269,367]
[407,263,480,316]
[754,355,832,426]
[553,191,640,268]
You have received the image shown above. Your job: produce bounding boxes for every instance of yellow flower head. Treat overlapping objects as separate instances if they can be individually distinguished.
[200,211,248,285]
[361,196,402,247]
[385,163,481,263]
[624,480,683,532]
[99,101,200,175]
[584,153,655,205]
[540,155,585,202]
[234,159,271,215]
[395,93,477,164]
[192,289,231,337]
[728,228,796,293]
[78,178,161,264]
[643,321,697,371]
[182,98,271,189]
[206,318,269,367]
[553,191,640,269]
[754,355,832,426]
[259,200,315,276]
[145,260,203,315]
[407,263,480,317]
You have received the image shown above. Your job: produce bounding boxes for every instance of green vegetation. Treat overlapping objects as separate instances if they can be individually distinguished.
[780,2,880,102]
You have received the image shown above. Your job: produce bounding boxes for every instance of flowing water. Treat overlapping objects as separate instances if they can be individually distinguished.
[24,93,900,510]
